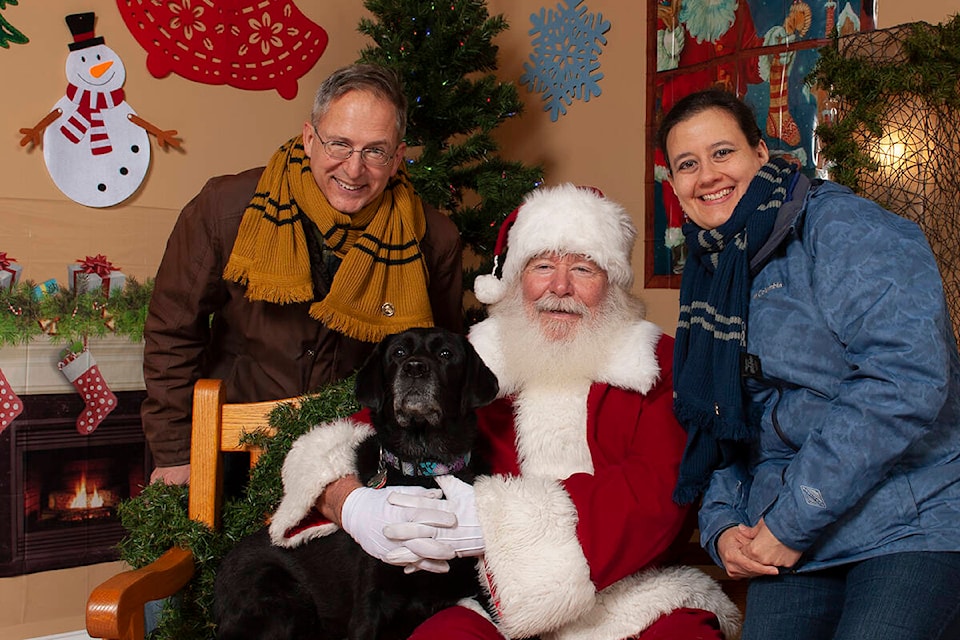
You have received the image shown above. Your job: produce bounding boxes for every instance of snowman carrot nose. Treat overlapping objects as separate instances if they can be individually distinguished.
[90,60,113,78]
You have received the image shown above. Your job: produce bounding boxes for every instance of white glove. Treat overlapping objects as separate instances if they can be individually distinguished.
[340,485,457,573]
[383,475,485,565]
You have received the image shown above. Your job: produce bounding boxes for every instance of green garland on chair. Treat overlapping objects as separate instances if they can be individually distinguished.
[116,376,360,640]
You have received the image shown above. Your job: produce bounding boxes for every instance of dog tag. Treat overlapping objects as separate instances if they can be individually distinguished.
[367,468,387,489]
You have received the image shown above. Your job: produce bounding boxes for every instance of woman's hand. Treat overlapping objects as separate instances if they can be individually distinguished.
[717,523,781,579]
[740,518,802,569]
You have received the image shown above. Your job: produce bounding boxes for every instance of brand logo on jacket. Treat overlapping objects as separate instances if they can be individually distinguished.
[801,484,827,509]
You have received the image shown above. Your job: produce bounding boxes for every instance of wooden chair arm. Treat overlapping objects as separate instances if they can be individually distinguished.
[86,546,195,640]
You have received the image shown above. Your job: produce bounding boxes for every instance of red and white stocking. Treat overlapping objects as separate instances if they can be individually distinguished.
[59,349,117,434]
[0,367,24,433]
[766,54,801,146]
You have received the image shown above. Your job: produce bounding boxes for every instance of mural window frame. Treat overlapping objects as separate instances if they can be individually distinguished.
[644,0,877,288]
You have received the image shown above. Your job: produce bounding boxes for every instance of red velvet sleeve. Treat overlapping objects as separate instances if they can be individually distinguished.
[562,335,691,590]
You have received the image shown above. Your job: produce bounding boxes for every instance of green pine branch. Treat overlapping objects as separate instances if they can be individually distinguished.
[0,278,154,347]
[117,377,360,640]
[809,16,960,191]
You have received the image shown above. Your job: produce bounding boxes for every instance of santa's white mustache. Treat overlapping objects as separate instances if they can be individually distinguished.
[534,294,590,315]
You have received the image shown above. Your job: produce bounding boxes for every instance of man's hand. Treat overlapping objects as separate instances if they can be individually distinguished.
[339,485,456,573]
[383,475,485,566]
[150,464,190,485]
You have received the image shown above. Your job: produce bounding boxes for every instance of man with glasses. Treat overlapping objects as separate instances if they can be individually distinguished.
[142,64,463,486]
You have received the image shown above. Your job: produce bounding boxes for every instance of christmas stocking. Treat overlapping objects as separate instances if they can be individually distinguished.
[0,367,24,433]
[766,52,801,147]
[59,348,117,434]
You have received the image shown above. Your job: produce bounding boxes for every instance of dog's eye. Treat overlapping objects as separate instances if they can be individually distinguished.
[392,346,407,359]
[438,348,452,359]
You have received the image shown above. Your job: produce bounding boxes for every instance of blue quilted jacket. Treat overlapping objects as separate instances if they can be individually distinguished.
[699,176,960,572]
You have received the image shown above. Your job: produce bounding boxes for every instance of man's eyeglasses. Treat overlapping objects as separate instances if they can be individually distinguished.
[311,124,396,167]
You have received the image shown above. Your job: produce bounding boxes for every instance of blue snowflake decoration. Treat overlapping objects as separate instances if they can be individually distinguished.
[520,0,611,122]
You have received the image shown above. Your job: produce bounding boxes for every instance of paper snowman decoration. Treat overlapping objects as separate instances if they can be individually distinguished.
[19,13,181,208]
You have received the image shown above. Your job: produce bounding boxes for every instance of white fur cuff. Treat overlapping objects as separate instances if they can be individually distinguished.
[474,474,595,638]
[268,418,374,548]
[542,566,742,640]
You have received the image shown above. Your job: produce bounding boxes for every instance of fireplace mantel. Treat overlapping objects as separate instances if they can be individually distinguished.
[0,335,144,395]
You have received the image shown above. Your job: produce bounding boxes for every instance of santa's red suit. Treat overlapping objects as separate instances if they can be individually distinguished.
[269,315,740,639]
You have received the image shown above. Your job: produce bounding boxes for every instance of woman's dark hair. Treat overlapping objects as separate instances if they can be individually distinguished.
[656,88,763,172]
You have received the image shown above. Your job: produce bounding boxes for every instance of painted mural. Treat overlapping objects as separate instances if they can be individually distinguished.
[646,0,876,284]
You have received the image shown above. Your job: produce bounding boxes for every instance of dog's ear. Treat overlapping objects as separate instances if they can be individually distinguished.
[355,339,388,413]
[460,338,499,413]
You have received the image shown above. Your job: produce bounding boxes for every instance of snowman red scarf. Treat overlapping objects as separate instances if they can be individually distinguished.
[59,84,125,155]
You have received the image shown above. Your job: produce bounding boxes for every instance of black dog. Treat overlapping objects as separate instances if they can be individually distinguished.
[213,327,499,640]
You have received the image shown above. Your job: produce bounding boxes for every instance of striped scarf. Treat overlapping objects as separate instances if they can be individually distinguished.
[223,136,434,343]
[60,84,125,155]
[672,158,796,505]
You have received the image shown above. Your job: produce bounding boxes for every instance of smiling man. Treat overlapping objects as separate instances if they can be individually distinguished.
[141,64,463,487]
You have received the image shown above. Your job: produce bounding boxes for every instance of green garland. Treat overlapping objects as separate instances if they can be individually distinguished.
[0,277,153,348]
[116,376,359,640]
[809,15,960,190]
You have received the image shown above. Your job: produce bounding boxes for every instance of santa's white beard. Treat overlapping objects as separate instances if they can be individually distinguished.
[489,285,644,388]
[680,0,738,44]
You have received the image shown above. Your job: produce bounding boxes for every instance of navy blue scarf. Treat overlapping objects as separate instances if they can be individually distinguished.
[672,158,796,505]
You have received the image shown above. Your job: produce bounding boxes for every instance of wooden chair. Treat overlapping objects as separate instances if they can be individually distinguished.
[85,379,296,640]
[85,380,745,639]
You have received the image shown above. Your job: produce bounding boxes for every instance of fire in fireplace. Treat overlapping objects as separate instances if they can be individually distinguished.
[1,390,151,577]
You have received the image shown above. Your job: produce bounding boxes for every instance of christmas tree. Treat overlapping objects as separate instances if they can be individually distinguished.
[358,0,543,318]
[0,0,28,48]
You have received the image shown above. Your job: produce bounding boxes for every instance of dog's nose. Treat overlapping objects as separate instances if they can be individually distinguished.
[402,358,428,378]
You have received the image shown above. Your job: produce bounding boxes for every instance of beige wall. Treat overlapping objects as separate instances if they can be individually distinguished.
[2,2,958,638]
[3,1,958,333]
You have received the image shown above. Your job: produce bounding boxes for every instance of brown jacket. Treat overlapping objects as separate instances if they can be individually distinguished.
[142,167,463,466]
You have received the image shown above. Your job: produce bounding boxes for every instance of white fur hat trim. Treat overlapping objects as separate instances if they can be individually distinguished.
[474,183,636,305]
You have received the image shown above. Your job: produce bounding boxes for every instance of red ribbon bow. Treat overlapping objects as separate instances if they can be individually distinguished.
[77,254,118,278]
[0,252,15,271]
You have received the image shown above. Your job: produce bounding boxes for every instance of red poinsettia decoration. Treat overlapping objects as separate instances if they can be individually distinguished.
[116,0,328,100]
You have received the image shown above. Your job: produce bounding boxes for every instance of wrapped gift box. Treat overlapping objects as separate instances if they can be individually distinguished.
[68,254,126,296]
[0,252,22,291]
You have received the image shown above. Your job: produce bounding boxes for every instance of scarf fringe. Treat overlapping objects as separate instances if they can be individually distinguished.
[309,302,433,343]
[674,398,756,443]
[673,482,707,507]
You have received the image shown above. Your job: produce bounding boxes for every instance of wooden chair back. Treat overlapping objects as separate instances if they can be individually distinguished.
[86,379,294,640]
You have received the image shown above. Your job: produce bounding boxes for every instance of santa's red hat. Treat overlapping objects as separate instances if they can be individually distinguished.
[474,183,637,305]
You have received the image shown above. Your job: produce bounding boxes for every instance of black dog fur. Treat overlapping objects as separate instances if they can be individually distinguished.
[213,327,499,640]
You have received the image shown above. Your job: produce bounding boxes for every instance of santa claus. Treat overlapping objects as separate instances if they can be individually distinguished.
[270,184,741,639]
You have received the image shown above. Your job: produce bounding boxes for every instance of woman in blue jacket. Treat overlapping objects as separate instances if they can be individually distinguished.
[658,88,960,640]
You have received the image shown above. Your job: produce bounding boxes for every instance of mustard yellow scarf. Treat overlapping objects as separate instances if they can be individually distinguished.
[223,136,434,342]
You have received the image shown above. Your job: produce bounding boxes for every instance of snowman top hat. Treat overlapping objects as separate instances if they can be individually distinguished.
[65,12,104,51]
[473,183,637,305]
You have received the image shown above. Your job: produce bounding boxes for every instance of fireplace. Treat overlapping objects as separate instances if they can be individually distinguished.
[0,390,151,577]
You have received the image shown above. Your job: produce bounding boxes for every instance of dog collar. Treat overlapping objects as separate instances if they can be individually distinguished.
[380,448,471,478]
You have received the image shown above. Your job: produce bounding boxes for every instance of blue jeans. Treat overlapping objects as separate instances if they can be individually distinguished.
[741,552,960,640]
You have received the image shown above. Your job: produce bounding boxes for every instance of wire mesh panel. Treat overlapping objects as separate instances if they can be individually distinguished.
[829,23,960,344]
